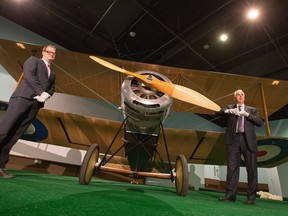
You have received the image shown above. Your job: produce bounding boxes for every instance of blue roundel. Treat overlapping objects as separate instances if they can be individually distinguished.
[31,118,49,141]
[21,118,48,141]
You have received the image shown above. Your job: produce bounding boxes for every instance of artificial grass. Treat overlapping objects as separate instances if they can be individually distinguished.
[0,170,286,216]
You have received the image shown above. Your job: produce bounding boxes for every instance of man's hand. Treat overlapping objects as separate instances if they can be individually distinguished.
[224,108,240,116]
[33,92,51,103]
[33,95,45,102]
[40,92,51,102]
[239,110,249,117]
[40,92,51,101]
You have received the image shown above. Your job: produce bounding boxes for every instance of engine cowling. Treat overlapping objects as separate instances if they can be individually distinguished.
[121,70,173,135]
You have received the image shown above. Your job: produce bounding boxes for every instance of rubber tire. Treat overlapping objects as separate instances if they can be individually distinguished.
[175,154,189,196]
[79,144,99,185]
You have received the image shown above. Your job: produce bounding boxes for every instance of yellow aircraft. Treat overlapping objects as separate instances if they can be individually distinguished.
[1,38,288,196]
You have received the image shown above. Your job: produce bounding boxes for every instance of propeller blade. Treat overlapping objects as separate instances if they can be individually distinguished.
[173,85,220,111]
[90,55,220,111]
[90,56,137,77]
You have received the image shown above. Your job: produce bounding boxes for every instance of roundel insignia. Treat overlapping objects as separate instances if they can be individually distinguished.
[21,118,48,141]
[1,102,48,142]
[256,145,281,162]
[240,138,288,167]
[31,118,49,141]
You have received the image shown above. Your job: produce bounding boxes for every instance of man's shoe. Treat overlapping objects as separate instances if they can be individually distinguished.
[246,200,255,205]
[0,168,16,178]
[219,196,236,202]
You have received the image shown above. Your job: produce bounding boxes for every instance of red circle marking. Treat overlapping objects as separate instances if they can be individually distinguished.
[257,150,267,157]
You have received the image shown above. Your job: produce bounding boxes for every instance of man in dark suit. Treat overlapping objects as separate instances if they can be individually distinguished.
[0,45,56,178]
[217,89,263,205]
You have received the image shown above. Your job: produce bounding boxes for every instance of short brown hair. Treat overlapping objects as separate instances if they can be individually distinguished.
[43,45,56,51]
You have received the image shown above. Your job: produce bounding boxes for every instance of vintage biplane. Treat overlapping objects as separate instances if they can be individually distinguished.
[78,55,220,196]
[1,38,288,196]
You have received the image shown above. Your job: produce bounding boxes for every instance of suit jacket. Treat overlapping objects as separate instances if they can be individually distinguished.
[12,56,55,107]
[218,104,264,152]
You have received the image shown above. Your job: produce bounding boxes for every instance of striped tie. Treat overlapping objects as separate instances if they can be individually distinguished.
[237,106,244,132]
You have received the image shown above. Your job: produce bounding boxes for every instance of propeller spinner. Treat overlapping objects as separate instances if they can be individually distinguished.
[90,56,220,112]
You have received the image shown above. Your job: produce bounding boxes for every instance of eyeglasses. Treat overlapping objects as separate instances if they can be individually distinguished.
[45,50,56,55]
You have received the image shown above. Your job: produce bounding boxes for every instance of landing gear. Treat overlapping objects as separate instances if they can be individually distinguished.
[175,154,189,196]
[79,144,99,185]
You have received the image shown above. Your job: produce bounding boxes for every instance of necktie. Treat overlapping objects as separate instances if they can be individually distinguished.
[47,64,51,77]
[237,106,244,132]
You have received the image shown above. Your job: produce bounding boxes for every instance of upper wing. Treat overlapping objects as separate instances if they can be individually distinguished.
[1,38,288,118]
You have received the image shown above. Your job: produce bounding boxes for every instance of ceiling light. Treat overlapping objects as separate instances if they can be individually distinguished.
[272,80,279,85]
[16,42,26,49]
[203,44,209,49]
[129,31,136,37]
[219,34,228,42]
[247,9,259,20]
[12,0,27,2]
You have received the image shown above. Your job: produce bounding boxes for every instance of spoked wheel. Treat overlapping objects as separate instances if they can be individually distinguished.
[175,154,189,196]
[79,144,100,185]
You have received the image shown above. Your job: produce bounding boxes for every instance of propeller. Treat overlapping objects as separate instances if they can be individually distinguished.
[90,56,221,111]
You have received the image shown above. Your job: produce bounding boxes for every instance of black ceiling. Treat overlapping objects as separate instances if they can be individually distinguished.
[1,0,288,80]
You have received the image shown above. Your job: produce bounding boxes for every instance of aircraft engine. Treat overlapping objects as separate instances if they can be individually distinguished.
[121,70,173,135]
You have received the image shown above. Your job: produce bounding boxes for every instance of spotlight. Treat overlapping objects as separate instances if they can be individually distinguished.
[247,9,259,20]
[219,34,228,42]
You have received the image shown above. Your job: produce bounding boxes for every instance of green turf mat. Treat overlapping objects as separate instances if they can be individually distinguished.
[0,170,286,216]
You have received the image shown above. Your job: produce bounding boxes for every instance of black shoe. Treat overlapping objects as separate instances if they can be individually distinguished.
[0,168,16,178]
[219,196,236,202]
[246,200,255,205]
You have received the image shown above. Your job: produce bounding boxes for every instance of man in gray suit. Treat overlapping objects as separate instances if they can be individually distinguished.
[0,45,56,178]
[218,89,263,205]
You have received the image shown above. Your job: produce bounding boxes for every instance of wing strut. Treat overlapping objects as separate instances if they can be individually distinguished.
[14,72,24,92]
[259,83,270,137]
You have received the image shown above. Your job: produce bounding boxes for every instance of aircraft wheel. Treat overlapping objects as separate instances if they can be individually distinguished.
[175,154,189,196]
[79,144,99,185]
